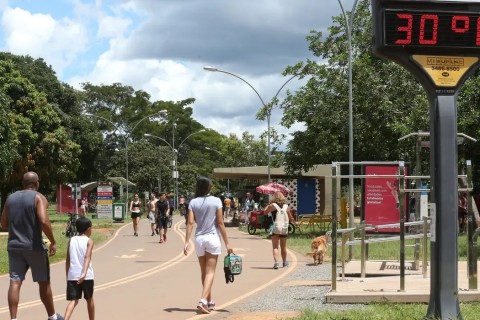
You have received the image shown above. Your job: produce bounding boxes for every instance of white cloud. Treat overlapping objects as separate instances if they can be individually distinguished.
[1,0,350,143]
[1,7,88,77]
[97,15,132,39]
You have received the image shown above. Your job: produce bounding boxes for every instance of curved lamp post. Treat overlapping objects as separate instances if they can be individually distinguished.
[204,66,297,183]
[145,128,206,209]
[85,110,166,202]
[338,0,359,255]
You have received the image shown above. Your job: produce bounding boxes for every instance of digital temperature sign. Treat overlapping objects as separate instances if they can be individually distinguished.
[373,0,480,55]
[384,11,480,48]
[373,0,480,89]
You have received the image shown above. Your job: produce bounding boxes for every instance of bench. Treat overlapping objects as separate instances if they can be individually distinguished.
[296,213,333,233]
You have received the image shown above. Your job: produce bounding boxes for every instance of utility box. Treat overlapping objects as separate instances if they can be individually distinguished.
[113,203,126,221]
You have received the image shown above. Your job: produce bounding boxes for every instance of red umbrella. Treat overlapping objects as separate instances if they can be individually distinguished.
[256,183,292,196]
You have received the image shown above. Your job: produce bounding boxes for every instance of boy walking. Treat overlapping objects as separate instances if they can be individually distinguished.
[64,216,95,320]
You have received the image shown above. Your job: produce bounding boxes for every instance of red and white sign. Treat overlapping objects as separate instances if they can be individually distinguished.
[97,182,113,219]
[363,165,407,233]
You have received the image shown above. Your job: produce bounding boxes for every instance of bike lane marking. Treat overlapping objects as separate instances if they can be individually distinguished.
[0,219,192,314]
[186,236,299,319]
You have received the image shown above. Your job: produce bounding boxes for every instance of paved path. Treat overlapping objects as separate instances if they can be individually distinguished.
[0,216,302,319]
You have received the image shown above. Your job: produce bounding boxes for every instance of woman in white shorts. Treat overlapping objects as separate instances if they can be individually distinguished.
[183,177,233,315]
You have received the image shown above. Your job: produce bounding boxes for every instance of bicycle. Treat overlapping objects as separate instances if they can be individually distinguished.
[63,212,78,238]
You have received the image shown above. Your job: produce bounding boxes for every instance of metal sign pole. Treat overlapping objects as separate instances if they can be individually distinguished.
[371,1,480,317]
[426,94,461,318]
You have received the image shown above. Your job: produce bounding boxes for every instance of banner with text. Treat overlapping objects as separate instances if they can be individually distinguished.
[363,165,407,233]
[96,181,113,219]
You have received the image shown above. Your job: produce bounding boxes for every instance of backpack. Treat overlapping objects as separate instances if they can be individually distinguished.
[223,253,242,283]
[272,203,289,235]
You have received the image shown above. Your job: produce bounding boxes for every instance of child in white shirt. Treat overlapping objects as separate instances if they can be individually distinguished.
[64,216,95,320]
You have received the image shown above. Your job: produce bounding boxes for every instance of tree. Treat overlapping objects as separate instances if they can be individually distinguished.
[457,73,480,192]
[0,52,101,187]
[0,59,81,199]
[280,0,428,175]
[0,92,18,183]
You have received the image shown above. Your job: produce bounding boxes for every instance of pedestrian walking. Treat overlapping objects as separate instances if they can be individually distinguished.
[183,176,233,314]
[147,194,158,236]
[64,216,95,320]
[80,196,89,216]
[156,193,170,243]
[0,171,64,320]
[129,194,142,236]
[262,191,295,269]
[224,197,231,220]
[244,192,254,213]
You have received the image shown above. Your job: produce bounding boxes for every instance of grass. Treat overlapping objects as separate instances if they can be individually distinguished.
[238,225,478,320]
[294,303,480,320]
[239,224,471,262]
[0,208,123,275]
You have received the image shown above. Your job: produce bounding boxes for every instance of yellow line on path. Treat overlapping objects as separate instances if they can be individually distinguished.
[0,219,192,314]
[186,232,299,319]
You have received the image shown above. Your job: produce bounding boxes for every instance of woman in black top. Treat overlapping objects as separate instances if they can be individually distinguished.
[129,194,142,236]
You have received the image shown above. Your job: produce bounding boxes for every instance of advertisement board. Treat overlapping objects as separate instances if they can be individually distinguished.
[363,165,407,233]
[96,181,113,219]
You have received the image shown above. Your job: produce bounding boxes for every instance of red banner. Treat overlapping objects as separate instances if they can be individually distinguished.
[363,165,406,233]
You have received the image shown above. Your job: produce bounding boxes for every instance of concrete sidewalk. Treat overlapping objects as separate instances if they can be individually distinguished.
[0,216,302,319]
[325,260,480,303]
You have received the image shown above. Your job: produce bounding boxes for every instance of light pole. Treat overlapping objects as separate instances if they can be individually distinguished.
[85,110,166,203]
[145,128,206,210]
[204,66,297,183]
[337,0,359,256]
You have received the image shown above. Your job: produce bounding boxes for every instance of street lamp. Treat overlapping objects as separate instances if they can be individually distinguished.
[145,128,206,209]
[205,146,220,154]
[337,0,359,257]
[85,110,166,202]
[204,66,297,183]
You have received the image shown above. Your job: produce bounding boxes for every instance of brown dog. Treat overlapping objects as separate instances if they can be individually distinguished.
[310,235,329,265]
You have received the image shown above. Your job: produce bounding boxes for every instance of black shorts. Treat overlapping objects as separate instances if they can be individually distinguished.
[157,217,168,229]
[67,280,94,300]
[131,211,141,219]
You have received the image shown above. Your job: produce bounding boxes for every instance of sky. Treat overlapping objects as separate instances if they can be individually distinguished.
[0,0,355,142]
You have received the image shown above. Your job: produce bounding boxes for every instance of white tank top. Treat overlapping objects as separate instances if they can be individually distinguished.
[67,235,94,281]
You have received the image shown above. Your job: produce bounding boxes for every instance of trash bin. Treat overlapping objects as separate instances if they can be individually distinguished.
[113,203,126,221]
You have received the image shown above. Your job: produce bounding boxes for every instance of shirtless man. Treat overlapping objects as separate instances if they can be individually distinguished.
[147,194,158,236]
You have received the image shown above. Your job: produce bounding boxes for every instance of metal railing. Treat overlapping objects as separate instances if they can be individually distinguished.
[330,160,480,293]
[330,217,430,292]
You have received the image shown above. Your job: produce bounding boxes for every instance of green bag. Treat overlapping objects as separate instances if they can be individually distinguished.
[223,253,242,283]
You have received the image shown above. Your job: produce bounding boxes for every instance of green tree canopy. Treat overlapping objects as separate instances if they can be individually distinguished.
[0,59,81,197]
[280,0,428,175]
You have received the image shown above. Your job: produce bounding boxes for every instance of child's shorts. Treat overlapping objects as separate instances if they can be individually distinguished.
[66,279,94,300]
